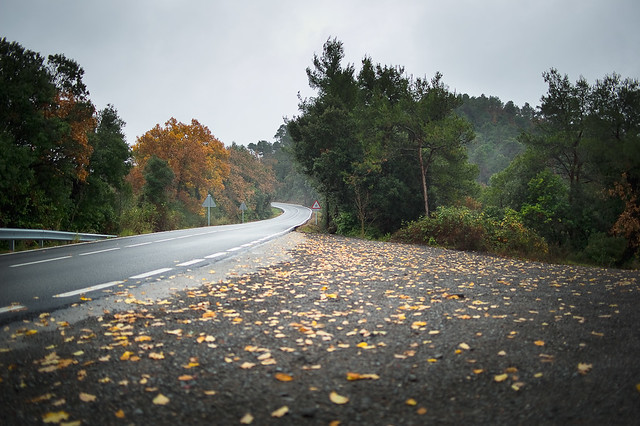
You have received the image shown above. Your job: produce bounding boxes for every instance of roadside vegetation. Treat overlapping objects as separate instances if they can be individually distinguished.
[2,37,639,267]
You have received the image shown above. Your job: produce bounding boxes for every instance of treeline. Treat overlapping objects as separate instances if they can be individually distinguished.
[288,39,640,267]
[0,39,302,242]
[4,37,640,267]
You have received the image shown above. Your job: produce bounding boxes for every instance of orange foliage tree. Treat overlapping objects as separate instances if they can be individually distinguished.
[217,144,277,221]
[130,118,230,215]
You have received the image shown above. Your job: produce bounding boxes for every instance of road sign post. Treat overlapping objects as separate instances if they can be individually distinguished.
[202,194,216,226]
[239,201,248,223]
[311,200,321,225]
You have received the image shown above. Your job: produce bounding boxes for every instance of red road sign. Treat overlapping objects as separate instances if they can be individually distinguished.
[311,200,321,209]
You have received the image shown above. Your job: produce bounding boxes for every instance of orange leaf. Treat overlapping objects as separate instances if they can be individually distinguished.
[275,373,294,382]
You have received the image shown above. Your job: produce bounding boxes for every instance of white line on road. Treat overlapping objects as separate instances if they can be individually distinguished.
[227,247,242,252]
[176,259,205,267]
[53,281,125,298]
[125,241,153,248]
[79,247,120,256]
[205,252,226,259]
[0,305,27,314]
[9,256,72,268]
[130,268,173,279]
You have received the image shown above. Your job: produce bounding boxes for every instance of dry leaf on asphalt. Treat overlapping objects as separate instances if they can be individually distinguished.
[329,391,349,404]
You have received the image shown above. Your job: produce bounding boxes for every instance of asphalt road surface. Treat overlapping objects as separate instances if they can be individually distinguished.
[0,202,310,323]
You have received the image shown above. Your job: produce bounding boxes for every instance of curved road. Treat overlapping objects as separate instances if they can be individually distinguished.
[0,202,311,323]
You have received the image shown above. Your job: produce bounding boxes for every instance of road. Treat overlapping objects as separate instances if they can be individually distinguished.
[0,202,311,323]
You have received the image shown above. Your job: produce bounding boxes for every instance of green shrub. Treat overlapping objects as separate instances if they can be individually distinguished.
[393,206,549,260]
[580,232,627,267]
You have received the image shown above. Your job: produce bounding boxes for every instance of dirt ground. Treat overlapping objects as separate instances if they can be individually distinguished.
[1,232,639,425]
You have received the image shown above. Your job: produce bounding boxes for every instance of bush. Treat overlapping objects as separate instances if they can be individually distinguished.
[393,206,549,261]
[580,232,627,267]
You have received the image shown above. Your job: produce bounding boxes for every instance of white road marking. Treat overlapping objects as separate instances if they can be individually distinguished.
[53,281,125,298]
[205,252,226,259]
[227,247,242,252]
[0,305,27,314]
[176,259,205,267]
[79,247,120,256]
[241,243,253,248]
[125,242,153,248]
[130,268,173,279]
[155,237,177,243]
[9,256,72,268]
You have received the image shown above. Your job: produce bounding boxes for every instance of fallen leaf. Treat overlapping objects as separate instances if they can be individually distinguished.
[79,392,96,402]
[42,411,69,423]
[406,398,418,406]
[417,407,428,415]
[346,372,380,381]
[329,391,349,404]
[152,393,170,405]
[240,362,255,369]
[240,413,254,424]
[459,342,471,350]
[178,375,194,381]
[275,373,294,382]
[271,406,289,417]
[534,340,545,346]
[494,373,509,382]
[578,362,593,375]
[203,390,216,396]
[120,351,134,361]
[114,410,125,419]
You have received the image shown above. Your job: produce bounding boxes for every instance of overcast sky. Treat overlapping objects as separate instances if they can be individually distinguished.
[2,0,638,146]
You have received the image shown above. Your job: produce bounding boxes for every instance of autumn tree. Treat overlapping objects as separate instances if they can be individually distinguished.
[218,143,277,222]
[0,39,100,230]
[131,118,230,218]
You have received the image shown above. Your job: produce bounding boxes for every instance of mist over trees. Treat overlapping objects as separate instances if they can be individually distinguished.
[2,37,639,267]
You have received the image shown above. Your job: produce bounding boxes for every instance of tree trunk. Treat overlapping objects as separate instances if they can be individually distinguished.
[418,145,429,216]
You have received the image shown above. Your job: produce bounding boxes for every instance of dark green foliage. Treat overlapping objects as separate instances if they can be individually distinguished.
[457,95,532,183]
[289,38,478,237]
[392,206,548,261]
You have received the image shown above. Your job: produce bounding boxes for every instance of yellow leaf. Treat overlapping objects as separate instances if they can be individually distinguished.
[203,390,216,396]
[114,409,125,419]
[178,375,194,381]
[406,398,418,406]
[494,373,509,382]
[458,342,470,350]
[79,392,96,402]
[240,362,256,369]
[275,373,294,382]
[148,352,165,360]
[183,362,200,369]
[329,391,349,404]
[135,335,152,342]
[636,383,640,393]
[346,372,380,381]
[534,340,545,346]
[120,351,134,361]
[577,362,593,375]
[240,413,254,424]
[417,407,428,415]
[42,411,69,423]
[473,369,484,374]
[271,406,289,417]
[152,393,170,405]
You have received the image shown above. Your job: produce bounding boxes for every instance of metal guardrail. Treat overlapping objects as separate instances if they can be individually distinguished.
[0,228,117,251]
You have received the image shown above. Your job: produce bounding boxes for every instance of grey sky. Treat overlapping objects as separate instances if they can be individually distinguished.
[1,0,638,146]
